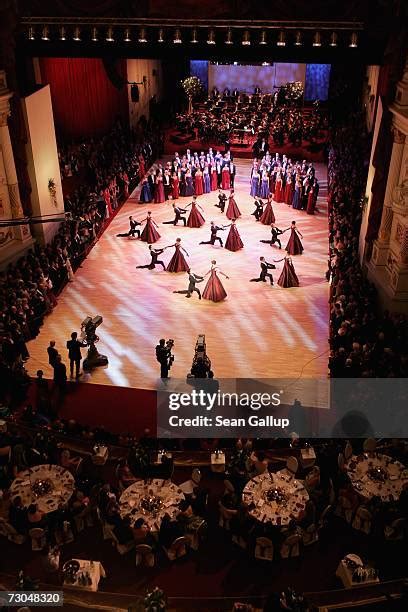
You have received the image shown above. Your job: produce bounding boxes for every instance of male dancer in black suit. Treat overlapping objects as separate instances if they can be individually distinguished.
[215,190,227,212]
[163,204,187,226]
[229,161,236,188]
[136,245,166,270]
[251,198,264,221]
[173,270,205,299]
[250,257,275,285]
[260,223,285,249]
[116,216,141,238]
[199,221,225,247]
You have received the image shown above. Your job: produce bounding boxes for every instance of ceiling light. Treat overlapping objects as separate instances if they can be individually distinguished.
[173,28,182,44]
[242,30,251,46]
[207,29,216,45]
[294,31,302,46]
[158,28,164,43]
[349,32,358,48]
[329,32,338,47]
[28,26,35,40]
[124,28,131,42]
[191,28,198,43]
[73,27,81,41]
[225,29,233,45]
[312,32,322,47]
[277,31,286,47]
[91,27,98,41]
[138,27,147,43]
[259,30,267,45]
[41,26,49,41]
[106,27,114,42]
[59,26,66,41]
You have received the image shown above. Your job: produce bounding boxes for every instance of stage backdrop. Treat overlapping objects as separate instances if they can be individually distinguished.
[38,57,128,140]
[207,63,306,94]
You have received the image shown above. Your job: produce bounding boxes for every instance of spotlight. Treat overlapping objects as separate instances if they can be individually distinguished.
[173,28,182,43]
[28,26,35,40]
[277,30,286,47]
[41,26,49,41]
[106,27,114,42]
[242,30,251,46]
[262,61,270,66]
[225,29,233,45]
[329,32,338,47]
[349,32,358,48]
[259,30,267,45]
[158,28,164,43]
[312,32,322,47]
[73,27,81,41]
[91,27,98,42]
[207,29,216,45]
[59,26,66,41]
[138,27,147,43]
[124,28,131,42]
[294,31,302,46]
[191,28,198,43]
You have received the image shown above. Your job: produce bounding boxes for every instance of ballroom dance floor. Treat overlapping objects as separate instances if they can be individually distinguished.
[26,158,329,391]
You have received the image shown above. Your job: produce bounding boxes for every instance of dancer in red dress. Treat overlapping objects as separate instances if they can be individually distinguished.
[221,165,231,190]
[226,190,241,220]
[224,219,244,251]
[306,183,316,215]
[211,164,218,191]
[186,196,205,228]
[171,172,180,200]
[202,260,229,302]
[284,175,294,206]
[194,169,204,196]
[274,171,283,203]
[259,195,276,225]
[166,238,190,272]
[275,256,299,287]
[140,211,161,243]
[285,221,304,255]
[154,174,165,203]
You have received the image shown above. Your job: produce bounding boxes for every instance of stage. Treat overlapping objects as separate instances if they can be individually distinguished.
[26,158,329,392]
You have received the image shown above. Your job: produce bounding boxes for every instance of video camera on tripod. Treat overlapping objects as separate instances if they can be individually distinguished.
[80,315,109,370]
[188,334,211,379]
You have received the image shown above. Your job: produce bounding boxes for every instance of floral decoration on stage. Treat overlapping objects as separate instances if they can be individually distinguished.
[181,76,203,114]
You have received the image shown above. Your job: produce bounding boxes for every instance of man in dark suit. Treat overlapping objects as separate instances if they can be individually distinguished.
[215,190,227,212]
[199,221,225,247]
[136,245,166,270]
[47,340,58,368]
[53,354,67,395]
[66,332,83,379]
[250,257,275,285]
[251,199,264,221]
[163,204,187,226]
[173,270,205,299]
[116,216,141,238]
[260,223,285,249]
[229,161,236,188]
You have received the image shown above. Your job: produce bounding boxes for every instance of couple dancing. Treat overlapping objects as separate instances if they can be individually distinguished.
[174,261,229,302]
[250,255,299,288]
[200,219,243,251]
[163,197,206,228]
[136,238,190,272]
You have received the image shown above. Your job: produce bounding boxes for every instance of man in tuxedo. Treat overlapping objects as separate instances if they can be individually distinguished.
[259,137,269,156]
[116,216,141,238]
[250,257,275,285]
[53,354,67,396]
[215,190,227,212]
[163,204,187,226]
[200,221,225,247]
[173,270,205,299]
[136,245,166,270]
[251,199,264,221]
[47,340,58,368]
[66,331,83,378]
[260,223,285,249]
[229,161,236,188]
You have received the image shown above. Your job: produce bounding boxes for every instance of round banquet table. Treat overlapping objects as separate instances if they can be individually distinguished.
[345,453,407,502]
[242,470,309,526]
[10,464,75,514]
[119,479,185,531]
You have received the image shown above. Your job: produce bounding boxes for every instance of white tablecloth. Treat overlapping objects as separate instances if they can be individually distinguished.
[119,479,184,531]
[242,470,309,526]
[63,559,106,592]
[346,453,407,502]
[211,452,226,472]
[10,464,75,514]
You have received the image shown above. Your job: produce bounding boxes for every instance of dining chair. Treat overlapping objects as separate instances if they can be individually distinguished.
[255,536,274,561]
[286,456,299,475]
[218,501,238,530]
[352,506,372,535]
[29,528,47,551]
[302,523,319,546]
[0,518,26,544]
[164,536,189,561]
[135,543,155,567]
[280,533,301,559]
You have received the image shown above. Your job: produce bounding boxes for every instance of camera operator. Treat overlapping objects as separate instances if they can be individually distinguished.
[155,339,174,379]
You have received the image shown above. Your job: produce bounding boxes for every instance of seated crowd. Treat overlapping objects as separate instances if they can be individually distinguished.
[0,122,160,407]
[327,114,408,377]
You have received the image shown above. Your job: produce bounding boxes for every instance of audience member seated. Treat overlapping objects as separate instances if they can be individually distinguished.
[159,513,184,548]
[8,495,28,534]
[27,503,46,529]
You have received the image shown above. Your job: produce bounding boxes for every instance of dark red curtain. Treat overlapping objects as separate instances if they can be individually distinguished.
[39,57,128,140]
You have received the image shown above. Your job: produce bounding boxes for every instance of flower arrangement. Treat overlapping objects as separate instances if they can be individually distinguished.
[368,466,388,482]
[140,495,163,516]
[181,76,203,114]
[144,586,166,611]
[32,478,53,497]
[264,486,287,504]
